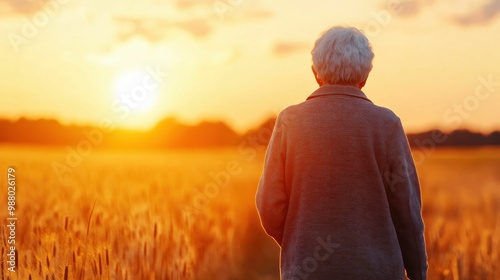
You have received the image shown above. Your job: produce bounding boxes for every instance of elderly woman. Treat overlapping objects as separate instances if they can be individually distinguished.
[256,26,428,280]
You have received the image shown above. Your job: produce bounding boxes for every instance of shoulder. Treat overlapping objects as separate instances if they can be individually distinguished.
[276,103,302,127]
[375,105,399,120]
[369,104,402,127]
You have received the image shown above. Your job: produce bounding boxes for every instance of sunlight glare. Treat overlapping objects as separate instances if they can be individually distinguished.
[114,69,158,113]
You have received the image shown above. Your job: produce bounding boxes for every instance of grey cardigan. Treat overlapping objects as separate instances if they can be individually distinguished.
[256,85,428,280]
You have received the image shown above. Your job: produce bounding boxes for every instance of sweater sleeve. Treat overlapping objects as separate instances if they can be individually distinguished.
[384,120,428,280]
[256,113,288,246]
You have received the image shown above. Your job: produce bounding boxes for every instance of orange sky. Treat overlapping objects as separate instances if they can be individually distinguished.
[1,0,500,133]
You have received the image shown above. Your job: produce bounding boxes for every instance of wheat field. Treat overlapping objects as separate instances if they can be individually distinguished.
[0,146,499,280]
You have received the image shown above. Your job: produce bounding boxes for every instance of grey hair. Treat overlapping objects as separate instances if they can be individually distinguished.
[311,26,374,86]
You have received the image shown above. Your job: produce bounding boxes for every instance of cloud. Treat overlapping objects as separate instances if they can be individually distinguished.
[272,41,310,57]
[0,0,51,15]
[175,0,213,10]
[114,16,213,43]
[390,0,500,26]
[113,6,272,43]
[389,0,435,18]
[453,0,500,26]
[176,19,212,37]
[231,8,273,21]
[174,0,273,21]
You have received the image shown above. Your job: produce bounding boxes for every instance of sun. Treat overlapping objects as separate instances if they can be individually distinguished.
[114,69,158,113]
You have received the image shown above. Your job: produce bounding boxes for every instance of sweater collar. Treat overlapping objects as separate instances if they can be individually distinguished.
[306,84,372,103]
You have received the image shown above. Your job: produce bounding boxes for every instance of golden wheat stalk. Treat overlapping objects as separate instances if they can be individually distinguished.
[79,200,97,280]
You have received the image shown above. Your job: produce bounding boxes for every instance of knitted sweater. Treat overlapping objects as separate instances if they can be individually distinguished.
[256,85,428,280]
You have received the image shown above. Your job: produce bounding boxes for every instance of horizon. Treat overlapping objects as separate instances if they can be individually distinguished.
[1,115,500,137]
[1,1,500,134]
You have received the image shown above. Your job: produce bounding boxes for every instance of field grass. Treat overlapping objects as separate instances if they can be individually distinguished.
[0,146,499,279]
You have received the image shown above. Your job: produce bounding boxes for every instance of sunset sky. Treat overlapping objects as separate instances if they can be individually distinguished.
[1,0,500,133]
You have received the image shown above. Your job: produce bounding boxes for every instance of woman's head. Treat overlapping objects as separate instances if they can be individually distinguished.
[311,26,374,88]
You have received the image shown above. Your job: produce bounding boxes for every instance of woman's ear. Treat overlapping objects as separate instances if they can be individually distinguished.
[311,65,323,86]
